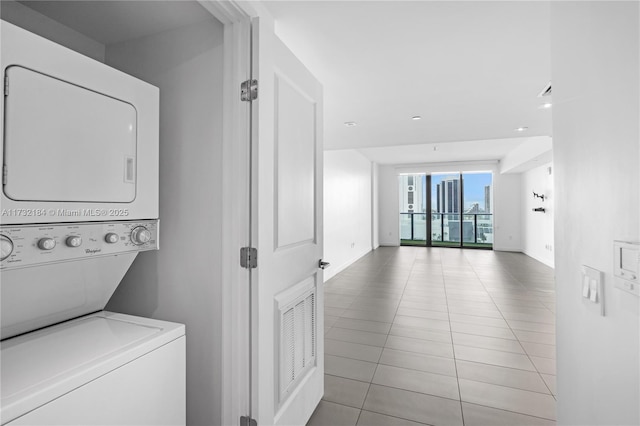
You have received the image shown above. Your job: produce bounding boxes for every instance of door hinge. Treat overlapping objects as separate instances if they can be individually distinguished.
[240,416,257,426]
[4,76,8,96]
[240,247,257,269]
[241,79,258,102]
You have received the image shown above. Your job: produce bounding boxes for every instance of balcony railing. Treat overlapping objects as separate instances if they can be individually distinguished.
[400,212,493,248]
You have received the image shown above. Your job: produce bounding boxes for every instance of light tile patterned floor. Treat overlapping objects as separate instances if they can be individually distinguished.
[308,246,556,426]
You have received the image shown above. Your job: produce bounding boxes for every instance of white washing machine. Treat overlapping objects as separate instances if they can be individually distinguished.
[0,21,185,426]
[1,312,185,425]
[0,221,185,426]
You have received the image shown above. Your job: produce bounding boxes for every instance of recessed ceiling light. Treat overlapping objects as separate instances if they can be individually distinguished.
[515,127,528,132]
[412,116,422,120]
[344,121,357,127]
[539,103,552,109]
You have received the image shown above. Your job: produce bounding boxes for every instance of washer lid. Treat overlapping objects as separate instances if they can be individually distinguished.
[1,315,159,400]
[0,312,184,424]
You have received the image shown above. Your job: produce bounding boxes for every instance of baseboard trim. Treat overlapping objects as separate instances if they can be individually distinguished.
[323,248,372,282]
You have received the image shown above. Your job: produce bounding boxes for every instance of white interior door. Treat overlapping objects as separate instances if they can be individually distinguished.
[251,16,324,426]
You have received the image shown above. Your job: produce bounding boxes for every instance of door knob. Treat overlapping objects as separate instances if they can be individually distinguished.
[318,260,331,270]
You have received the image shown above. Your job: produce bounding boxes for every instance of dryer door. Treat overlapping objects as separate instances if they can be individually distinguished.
[3,66,137,203]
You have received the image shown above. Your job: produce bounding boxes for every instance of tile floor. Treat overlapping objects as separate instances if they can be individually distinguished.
[307,246,556,426]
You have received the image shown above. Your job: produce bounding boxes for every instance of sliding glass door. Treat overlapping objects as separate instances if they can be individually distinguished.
[461,172,493,248]
[400,171,493,249]
[430,173,461,247]
[399,174,427,246]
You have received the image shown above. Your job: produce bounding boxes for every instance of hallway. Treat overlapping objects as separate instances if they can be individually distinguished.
[308,247,556,425]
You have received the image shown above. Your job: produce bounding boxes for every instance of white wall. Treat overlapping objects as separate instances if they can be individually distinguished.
[323,150,373,280]
[104,19,225,426]
[521,163,554,267]
[500,136,552,174]
[551,2,639,425]
[372,162,380,249]
[378,165,400,246]
[492,172,522,252]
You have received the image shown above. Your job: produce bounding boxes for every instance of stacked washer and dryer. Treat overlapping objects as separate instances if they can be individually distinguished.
[0,21,186,425]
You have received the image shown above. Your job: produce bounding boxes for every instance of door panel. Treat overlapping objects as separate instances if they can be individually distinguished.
[253,17,323,426]
[274,74,317,249]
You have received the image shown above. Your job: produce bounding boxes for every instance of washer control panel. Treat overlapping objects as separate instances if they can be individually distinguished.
[0,220,158,270]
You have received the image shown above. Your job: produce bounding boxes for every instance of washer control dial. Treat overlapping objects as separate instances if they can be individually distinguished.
[66,236,82,248]
[1,235,14,261]
[130,226,151,245]
[38,237,56,251]
[105,233,119,244]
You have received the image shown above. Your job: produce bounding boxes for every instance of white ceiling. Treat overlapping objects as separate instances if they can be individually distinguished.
[17,1,214,45]
[358,137,528,165]
[18,0,553,168]
[264,1,553,166]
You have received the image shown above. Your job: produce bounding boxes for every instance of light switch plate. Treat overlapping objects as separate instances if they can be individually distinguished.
[581,265,604,316]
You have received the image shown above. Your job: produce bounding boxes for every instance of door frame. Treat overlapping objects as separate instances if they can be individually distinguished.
[199,3,324,424]
[197,1,254,425]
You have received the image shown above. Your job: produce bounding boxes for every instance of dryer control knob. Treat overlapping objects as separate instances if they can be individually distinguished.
[66,236,82,247]
[105,233,119,244]
[1,235,14,261]
[131,226,151,245]
[38,238,56,251]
